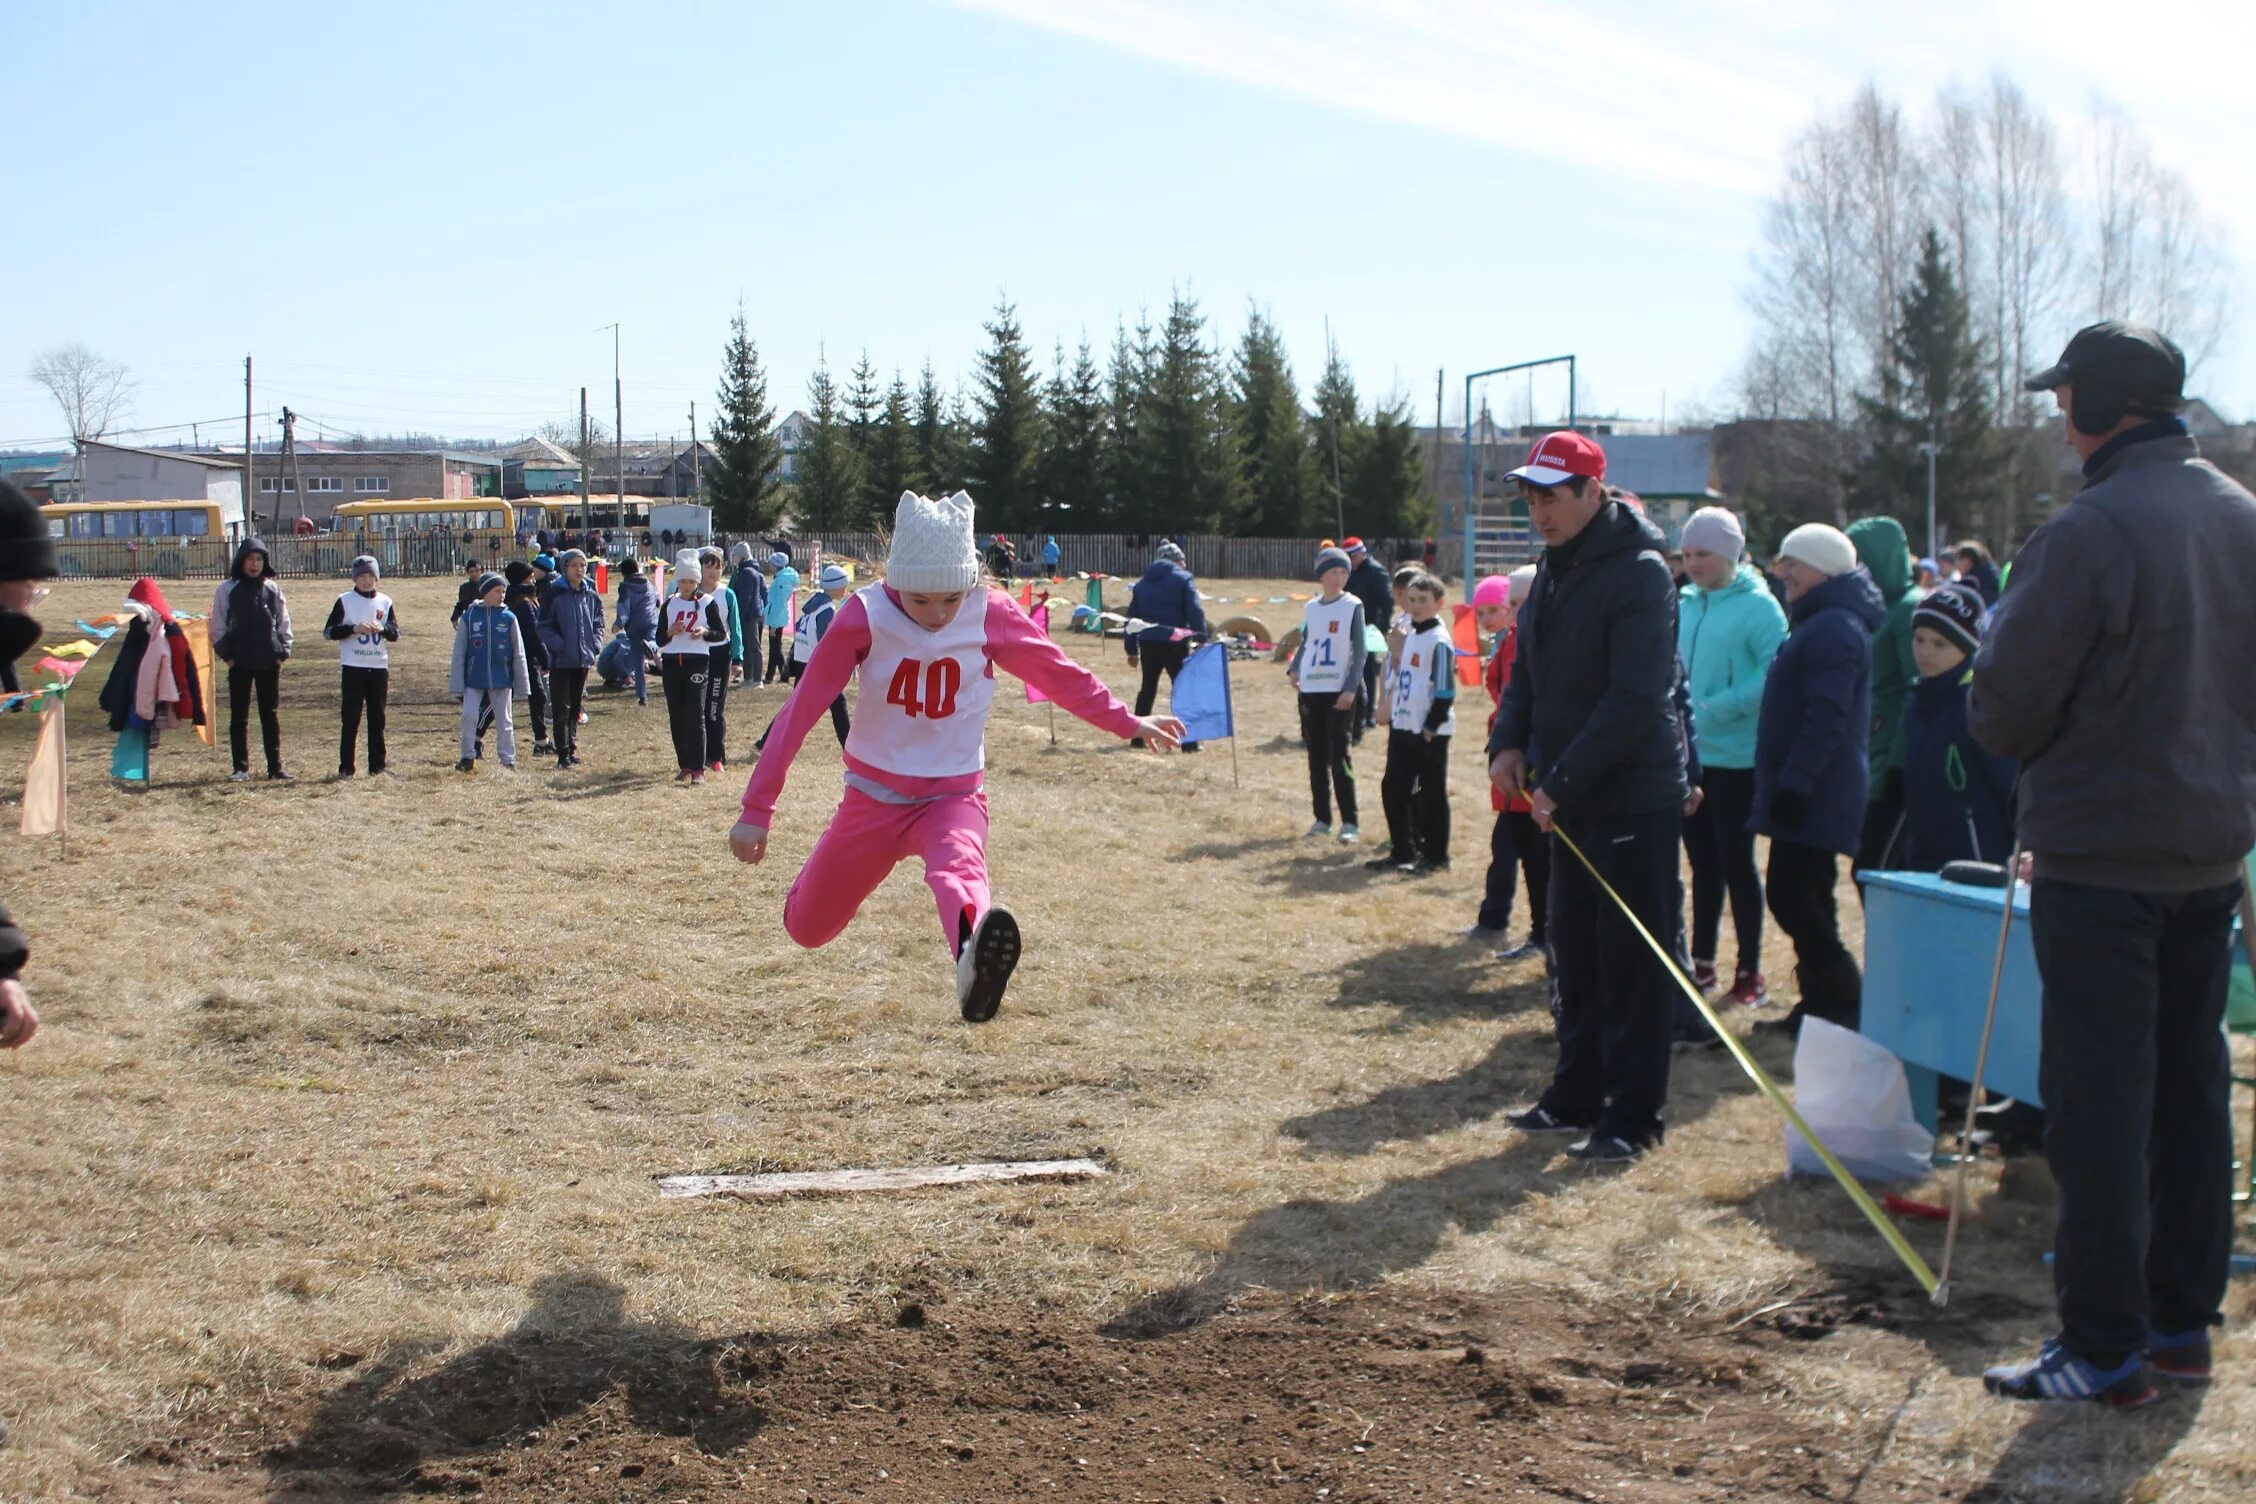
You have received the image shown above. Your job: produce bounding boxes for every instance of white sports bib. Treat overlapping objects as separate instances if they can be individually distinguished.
[846,584,996,777]
[337,590,393,669]
[661,593,713,655]
[793,597,831,663]
[1297,594,1360,695]
[1390,622,1456,737]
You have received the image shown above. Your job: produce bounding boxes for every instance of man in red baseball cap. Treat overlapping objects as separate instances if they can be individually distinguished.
[1490,430,1690,1162]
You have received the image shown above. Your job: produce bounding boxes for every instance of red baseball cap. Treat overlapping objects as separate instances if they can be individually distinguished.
[1342,536,1367,553]
[1507,431,1606,487]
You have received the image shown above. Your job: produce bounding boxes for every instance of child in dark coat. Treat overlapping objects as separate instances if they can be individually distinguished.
[1902,583,2017,870]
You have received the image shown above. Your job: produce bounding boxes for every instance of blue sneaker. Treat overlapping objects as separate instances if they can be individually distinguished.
[1983,1337,2159,1407]
[2146,1329,2212,1386]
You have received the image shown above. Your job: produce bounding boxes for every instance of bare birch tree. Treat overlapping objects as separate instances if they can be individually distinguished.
[1983,74,2068,425]
[27,343,132,445]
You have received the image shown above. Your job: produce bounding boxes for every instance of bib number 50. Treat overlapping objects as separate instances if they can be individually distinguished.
[884,657,962,719]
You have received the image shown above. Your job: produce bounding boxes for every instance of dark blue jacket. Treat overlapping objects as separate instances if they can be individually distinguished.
[1489,500,1686,819]
[1902,667,2016,870]
[537,577,607,668]
[1750,567,1886,854]
[1126,559,1207,645]
[614,575,658,642]
[730,562,768,628]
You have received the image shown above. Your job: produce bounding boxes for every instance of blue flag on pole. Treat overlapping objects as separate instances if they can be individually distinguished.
[1169,641,1234,744]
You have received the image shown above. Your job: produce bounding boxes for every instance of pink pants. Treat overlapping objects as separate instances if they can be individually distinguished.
[784,788,991,956]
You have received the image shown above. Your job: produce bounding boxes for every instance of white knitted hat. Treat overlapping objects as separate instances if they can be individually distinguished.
[887,490,981,592]
[1778,523,1857,578]
[673,548,703,586]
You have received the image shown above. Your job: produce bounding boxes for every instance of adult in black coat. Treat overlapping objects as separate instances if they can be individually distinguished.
[1342,538,1392,740]
[1487,432,1686,1160]
[0,480,56,1059]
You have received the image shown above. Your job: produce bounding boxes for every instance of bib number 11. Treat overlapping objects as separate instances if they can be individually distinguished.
[885,657,962,719]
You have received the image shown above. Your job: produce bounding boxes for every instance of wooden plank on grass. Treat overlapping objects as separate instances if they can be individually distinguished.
[658,1157,1110,1200]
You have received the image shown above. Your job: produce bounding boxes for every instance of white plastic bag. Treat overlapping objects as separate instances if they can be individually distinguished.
[1783,1017,1936,1183]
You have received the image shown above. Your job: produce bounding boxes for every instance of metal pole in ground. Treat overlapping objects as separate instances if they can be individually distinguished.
[1934,849,2024,1307]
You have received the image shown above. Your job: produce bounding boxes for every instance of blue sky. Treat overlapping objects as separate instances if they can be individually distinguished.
[1,0,2247,454]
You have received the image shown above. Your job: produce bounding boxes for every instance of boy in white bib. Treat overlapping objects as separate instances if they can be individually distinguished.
[729,491,1184,1021]
[1287,546,1367,841]
[321,554,399,776]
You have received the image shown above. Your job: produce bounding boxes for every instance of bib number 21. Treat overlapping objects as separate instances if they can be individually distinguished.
[884,657,962,719]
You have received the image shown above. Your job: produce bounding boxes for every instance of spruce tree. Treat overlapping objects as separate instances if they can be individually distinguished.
[1101,318,1150,530]
[911,361,950,494]
[1135,291,1238,534]
[845,350,881,465]
[1227,307,1308,535]
[1343,392,1433,539]
[1040,339,1107,530]
[707,302,785,532]
[1308,342,1362,538]
[966,298,1046,532]
[1850,227,2001,542]
[867,373,918,518]
[796,348,866,533]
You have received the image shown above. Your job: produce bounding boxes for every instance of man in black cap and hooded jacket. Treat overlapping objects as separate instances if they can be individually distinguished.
[1973,321,2256,1405]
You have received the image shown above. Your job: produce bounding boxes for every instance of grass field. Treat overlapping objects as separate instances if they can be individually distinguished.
[0,572,2249,1502]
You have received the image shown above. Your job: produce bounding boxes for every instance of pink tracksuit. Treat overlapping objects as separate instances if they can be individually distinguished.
[740,584,1141,955]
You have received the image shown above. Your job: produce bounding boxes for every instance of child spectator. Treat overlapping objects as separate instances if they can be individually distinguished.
[322,554,399,778]
[1369,570,1456,875]
[1467,566,1545,956]
[1750,524,1884,1038]
[761,551,800,684]
[754,562,855,755]
[210,537,293,782]
[658,548,730,782]
[599,556,658,704]
[448,572,529,772]
[501,560,553,756]
[1902,582,2017,870]
[1676,506,1788,1005]
[699,546,744,772]
[1287,546,1367,843]
[729,543,768,685]
[537,549,606,769]
[450,557,483,624]
[730,492,1184,1022]
[1849,516,1927,876]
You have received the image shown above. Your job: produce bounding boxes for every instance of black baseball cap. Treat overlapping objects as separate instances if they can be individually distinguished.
[2023,321,2186,409]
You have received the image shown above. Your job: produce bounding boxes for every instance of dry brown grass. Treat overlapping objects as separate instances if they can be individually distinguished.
[0,573,2250,1501]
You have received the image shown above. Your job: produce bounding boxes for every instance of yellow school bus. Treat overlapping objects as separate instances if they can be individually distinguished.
[329,497,517,535]
[42,499,240,541]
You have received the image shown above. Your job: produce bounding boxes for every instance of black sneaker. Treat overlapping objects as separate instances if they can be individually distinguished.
[1364,856,1402,872]
[956,906,1022,1024]
[267,769,293,782]
[455,757,475,773]
[1506,1105,1591,1136]
[533,740,556,756]
[1567,1134,1649,1163]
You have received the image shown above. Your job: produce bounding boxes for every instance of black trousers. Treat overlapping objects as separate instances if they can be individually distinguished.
[339,666,388,774]
[1380,729,1449,865]
[703,650,732,762]
[1854,769,1906,887]
[1297,691,1357,826]
[763,627,788,683]
[2032,877,2238,1367]
[661,654,708,769]
[1478,807,1551,940]
[1684,766,1764,974]
[1353,655,1383,740]
[1133,638,1190,724]
[755,693,850,753]
[550,667,588,756]
[1539,805,1680,1143]
[227,663,282,775]
[1766,837,1860,1028]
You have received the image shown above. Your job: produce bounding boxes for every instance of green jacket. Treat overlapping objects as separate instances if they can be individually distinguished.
[1846,516,1924,793]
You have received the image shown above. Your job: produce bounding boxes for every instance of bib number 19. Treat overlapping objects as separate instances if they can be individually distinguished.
[884,657,961,719]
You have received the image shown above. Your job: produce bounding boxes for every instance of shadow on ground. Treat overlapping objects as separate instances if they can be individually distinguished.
[1326,939,1548,1024]
[265,1271,764,1499]
[1963,1385,2206,1503]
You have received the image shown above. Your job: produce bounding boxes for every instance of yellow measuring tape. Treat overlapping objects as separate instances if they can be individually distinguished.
[1548,818,1941,1296]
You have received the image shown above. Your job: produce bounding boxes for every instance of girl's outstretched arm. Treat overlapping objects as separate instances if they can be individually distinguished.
[984,592,1160,742]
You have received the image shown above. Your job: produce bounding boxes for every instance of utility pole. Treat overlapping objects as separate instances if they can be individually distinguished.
[579,386,591,535]
[1917,421,1942,561]
[599,322,622,534]
[279,406,305,527]
[1323,316,1344,538]
[689,400,699,498]
[1429,367,1444,555]
[244,355,256,538]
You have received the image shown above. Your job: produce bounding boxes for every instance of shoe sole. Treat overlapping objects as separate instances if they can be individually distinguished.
[1508,1117,1591,1136]
[1983,1372,2161,1408]
[959,907,1021,1024]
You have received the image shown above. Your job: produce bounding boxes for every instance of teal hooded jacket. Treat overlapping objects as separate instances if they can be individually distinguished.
[1676,563,1788,771]
[1845,515,1925,792]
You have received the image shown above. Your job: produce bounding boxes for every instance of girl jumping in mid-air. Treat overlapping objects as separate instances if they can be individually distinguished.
[729,490,1184,1021]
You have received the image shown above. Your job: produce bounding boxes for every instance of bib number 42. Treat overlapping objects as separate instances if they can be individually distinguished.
[884,657,962,719]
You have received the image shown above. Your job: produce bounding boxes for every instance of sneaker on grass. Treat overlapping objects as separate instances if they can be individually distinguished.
[2147,1330,2213,1386]
[1463,924,1510,948]
[1337,824,1360,844]
[1566,1134,1650,1163]
[1983,1338,2159,1407]
[1506,1105,1589,1136]
[1305,821,1333,839]
[1497,936,1545,961]
[1727,971,1771,1008]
